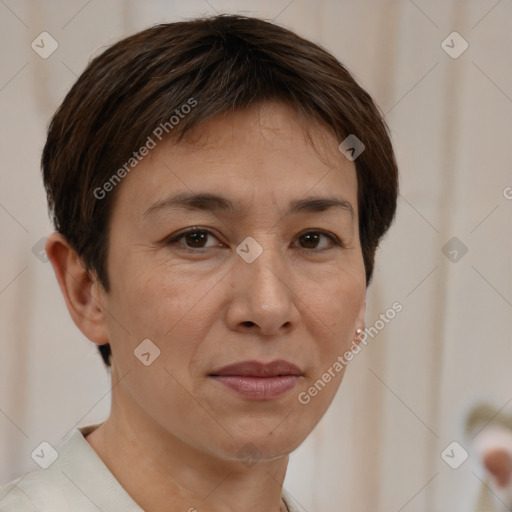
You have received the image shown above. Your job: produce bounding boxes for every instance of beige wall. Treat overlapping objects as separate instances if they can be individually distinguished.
[1,1,511,511]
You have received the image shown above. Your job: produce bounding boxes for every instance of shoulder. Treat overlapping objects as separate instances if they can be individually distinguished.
[0,461,103,511]
[0,468,75,511]
[0,423,100,512]
[0,476,36,511]
[0,423,143,512]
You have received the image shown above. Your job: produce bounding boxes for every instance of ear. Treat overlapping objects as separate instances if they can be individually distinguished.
[45,232,110,345]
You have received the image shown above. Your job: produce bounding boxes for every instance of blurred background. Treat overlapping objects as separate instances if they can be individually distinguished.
[1,1,511,511]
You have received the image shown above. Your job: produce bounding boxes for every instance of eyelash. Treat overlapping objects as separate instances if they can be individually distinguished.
[165,227,345,252]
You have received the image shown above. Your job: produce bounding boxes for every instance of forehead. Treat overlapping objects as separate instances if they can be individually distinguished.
[112,102,357,221]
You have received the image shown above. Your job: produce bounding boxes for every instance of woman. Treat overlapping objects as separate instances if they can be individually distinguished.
[0,14,398,512]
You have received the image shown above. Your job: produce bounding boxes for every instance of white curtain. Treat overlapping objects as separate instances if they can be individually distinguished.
[1,1,511,511]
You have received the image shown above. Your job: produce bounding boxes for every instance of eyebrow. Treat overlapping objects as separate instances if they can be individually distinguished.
[143,192,354,219]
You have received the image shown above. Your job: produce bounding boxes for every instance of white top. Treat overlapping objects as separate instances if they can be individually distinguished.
[0,423,306,512]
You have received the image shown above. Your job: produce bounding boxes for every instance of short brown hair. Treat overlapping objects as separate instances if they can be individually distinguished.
[42,14,399,368]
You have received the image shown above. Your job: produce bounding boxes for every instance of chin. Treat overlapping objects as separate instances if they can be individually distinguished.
[219,421,308,462]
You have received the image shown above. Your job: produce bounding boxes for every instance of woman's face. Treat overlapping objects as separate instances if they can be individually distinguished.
[97,101,366,462]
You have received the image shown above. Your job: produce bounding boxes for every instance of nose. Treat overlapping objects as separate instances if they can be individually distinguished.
[225,242,300,336]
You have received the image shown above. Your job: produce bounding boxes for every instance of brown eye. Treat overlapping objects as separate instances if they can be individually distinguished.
[182,231,209,248]
[167,228,221,250]
[300,232,321,249]
[296,230,342,250]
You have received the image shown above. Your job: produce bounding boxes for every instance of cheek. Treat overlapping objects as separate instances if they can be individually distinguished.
[301,261,365,334]
[296,272,365,420]
[111,254,202,329]
[107,261,222,371]
[299,267,365,408]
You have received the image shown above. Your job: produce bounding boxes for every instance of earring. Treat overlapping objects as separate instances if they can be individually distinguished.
[355,328,364,344]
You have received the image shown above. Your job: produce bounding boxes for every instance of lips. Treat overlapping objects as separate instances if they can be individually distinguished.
[209,359,303,378]
[209,360,303,400]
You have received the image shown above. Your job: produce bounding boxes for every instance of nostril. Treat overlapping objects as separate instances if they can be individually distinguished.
[241,321,256,327]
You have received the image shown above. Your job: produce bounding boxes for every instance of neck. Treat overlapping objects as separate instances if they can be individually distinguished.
[85,371,290,512]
